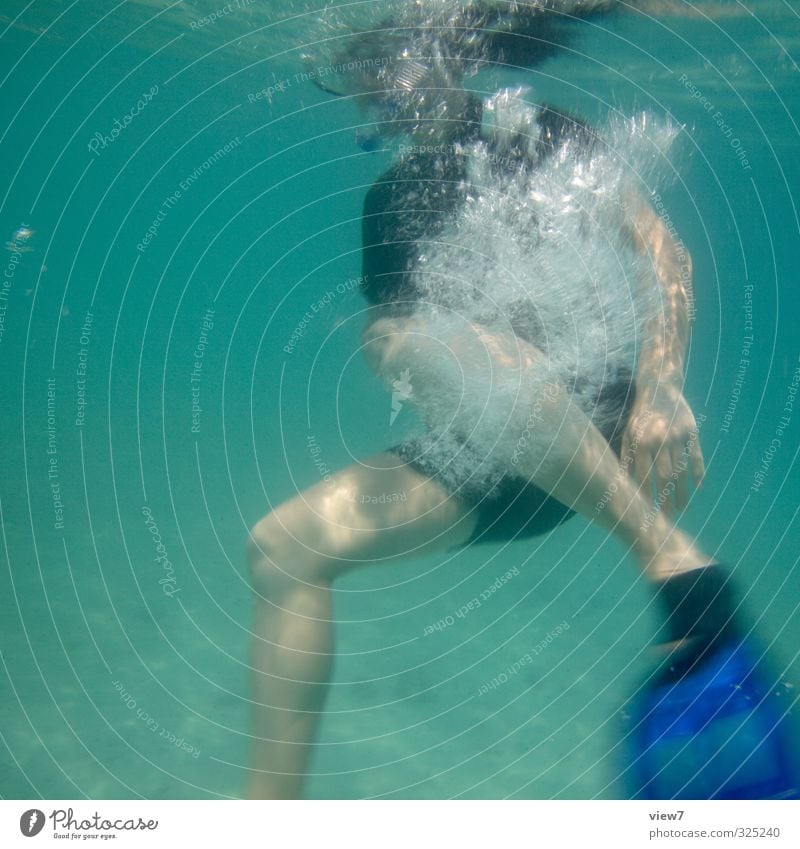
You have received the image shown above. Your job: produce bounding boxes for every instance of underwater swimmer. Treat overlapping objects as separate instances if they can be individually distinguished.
[246,1,722,800]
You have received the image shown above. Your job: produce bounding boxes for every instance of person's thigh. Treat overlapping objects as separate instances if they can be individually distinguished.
[249,452,478,584]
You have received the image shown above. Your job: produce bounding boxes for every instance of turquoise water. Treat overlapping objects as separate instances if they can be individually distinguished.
[1,0,798,799]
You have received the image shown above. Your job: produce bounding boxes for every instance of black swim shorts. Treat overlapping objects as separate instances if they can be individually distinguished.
[391,371,637,547]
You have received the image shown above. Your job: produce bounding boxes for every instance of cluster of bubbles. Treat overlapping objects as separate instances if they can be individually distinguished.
[399,90,680,492]
[309,1,678,492]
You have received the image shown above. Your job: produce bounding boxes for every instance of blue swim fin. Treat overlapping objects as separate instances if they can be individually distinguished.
[624,566,800,800]
[628,637,799,799]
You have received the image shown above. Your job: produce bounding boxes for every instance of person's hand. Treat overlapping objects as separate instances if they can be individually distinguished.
[621,379,705,514]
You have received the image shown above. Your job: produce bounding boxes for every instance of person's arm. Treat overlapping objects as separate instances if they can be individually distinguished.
[629,191,691,386]
[620,191,705,512]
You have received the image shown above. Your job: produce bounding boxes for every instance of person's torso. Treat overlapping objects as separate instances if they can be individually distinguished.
[360,103,598,313]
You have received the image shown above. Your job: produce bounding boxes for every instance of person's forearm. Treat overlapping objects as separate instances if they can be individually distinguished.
[630,196,692,388]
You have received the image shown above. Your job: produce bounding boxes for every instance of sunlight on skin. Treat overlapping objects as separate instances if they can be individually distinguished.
[362,311,708,580]
[245,455,478,800]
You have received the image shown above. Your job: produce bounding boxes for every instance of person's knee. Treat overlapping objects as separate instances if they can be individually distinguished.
[247,512,326,597]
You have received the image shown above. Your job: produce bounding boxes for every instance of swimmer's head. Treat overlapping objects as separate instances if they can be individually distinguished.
[307,49,485,149]
[304,35,474,141]
[306,0,619,143]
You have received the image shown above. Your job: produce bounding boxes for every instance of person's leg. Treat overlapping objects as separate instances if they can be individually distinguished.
[246,452,477,799]
[509,383,710,581]
[362,314,710,581]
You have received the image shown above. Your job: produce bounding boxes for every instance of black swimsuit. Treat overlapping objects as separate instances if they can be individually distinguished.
[361,103,637,547]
